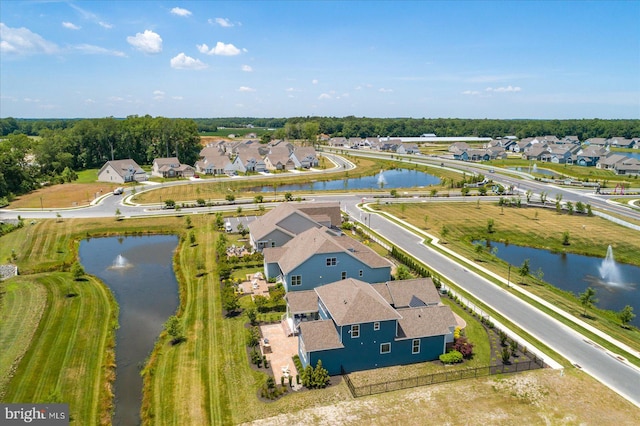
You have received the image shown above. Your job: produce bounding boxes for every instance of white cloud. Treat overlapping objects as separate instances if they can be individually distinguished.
[170,53,207,70]
[285,87,296,92]
[241,64,253,72]
[73,44,126,57]
[318,93,331,100]
[24,97,41,103]
[211,18,234,27]
[153,90,165,100]
[68,4,112,29]
[171,7,192,17]
[99,21,113,29]
[238,86,255,92]
[127,30,162,53]
[379,88,393,93]
[62,22,81,30]
[172,96,183,100]
[312,79,318,85]
[85,98,96,104]
[108,96,124,102]
[462,90,481,95]
[197,41,242,56]
[485,85,522,93]
[0,23,59,55]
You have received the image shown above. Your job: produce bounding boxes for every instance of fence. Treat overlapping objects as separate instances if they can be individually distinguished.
[342,357,544,398]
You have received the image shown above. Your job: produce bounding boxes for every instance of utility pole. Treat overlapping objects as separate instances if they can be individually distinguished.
[507,264,511,288]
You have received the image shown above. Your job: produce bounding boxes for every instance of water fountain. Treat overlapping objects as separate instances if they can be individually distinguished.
[377,169,387,187]
[598,245,623,286]
[532,163,538,173]
[110,254,131,269]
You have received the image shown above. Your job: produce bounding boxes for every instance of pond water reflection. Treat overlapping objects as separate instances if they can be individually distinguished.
[252,168,441,192]
[79,235,179,426]
[487,241,640,327]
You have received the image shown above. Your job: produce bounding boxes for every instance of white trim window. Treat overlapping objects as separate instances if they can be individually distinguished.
[359,269,363,277]
[291,275,302,286]
[380,342,391,354]
[412,339,420,354]
[351,324,360,338]
[341,271,347,280]
[373,322,380,331]
[326,257,337,266]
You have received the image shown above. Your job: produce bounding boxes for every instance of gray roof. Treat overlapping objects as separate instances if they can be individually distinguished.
[372,278,441,308]
[396,305,457,340]
[285,290,319,314]
[315,278,401,326]
[99,159,144,178]
[248,202,340,243]
[299,321,343,352]
[274,227,392,274]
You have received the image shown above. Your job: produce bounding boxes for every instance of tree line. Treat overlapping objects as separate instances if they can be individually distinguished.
[0,115,201,201]
[3,116,639,140]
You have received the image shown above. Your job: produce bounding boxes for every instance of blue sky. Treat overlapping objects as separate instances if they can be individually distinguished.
[1,1,639,119]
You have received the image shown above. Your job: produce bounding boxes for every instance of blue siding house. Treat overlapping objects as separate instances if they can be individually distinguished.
[296,278,457,375]
[263,227,392,292]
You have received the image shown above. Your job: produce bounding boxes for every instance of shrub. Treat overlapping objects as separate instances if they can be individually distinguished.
[439,350,463,364]
[453,336,474,359]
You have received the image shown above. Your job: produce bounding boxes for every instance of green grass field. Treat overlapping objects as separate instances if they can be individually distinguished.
[0,273,117,425]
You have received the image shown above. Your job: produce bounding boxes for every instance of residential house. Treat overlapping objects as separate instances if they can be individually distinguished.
[608,137,635,149]
[296,278,457,375]
[151,157,195,178]
[585,138,608,147]
[232,148,267,173]
[248,202,341,251]
[540,146,573,164]
[98,159,147,183]
[448,142,470,152]
[512,138,534,153]
[262,227,392,292]
[560,136,580,145]
[264,146,295,171]
[396,143,420,155]
[576,146,608,166]
[195,152,235,176]
[613,158,640,175]
[328,137,347,147]
[290,147,319,169]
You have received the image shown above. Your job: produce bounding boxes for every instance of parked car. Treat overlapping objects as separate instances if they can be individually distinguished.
[113,187,124,195]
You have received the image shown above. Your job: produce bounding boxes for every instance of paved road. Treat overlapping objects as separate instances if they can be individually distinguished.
[338,196,640,408]
[2,154,639,407]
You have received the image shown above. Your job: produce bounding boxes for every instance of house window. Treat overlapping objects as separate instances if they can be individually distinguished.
[373,322,380,331]
[341,271,347,280]
[271,242,276,247]
[351,324,360,338]
[359,270,363,277]
[380,342,391,354]
[412,339,420,354]
[291,275,301,286]
[326,257,337,266]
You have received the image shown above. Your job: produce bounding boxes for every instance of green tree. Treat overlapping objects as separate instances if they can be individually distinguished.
[486,218,495,234]
[115,208,122,221]
[164,315,185,344]
[395,265,411,280]
[562,231,570,245]
[164,199,176,209]
[579,287,598,316]
[518,259,530,284]
[284,192,293,201]
[71,261,84,281]
[474,242,484,258]
[225,194,236,203]
[618,305,635,328]
[215,212,224,230]
[440,225,450,242]
[525,189,533,203]
[311,360,330,388]
[189,231,196,246]
[254,194,264,203]
[185,216,192,228]
[478,187,487,196]
[460,186,470,196]
[246,307,258,326]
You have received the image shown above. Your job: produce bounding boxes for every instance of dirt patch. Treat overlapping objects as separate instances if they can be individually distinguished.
[9,183,119,209]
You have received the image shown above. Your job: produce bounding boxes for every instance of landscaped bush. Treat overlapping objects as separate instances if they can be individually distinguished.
[453,336,474,359]
[439,350,463,364]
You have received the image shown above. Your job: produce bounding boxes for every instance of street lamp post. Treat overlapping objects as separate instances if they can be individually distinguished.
[40,196,43,211]
[507,264,511,288]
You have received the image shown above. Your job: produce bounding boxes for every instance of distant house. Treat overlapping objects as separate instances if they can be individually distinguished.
[585,138,608,147]
[264,147,295,171]
[262,227,392,292]
[608,137,635,149]
[151,157,195,178]
[295,278,457,375]
[232,148,267,174]
[195,153,235,176]
[576,146,608,166]
[248,202,341,251]
[396,143,420,155]
[290,147,319,169]
[98,159,147,184]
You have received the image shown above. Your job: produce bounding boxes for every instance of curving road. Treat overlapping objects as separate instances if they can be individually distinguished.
[1,153,639,408]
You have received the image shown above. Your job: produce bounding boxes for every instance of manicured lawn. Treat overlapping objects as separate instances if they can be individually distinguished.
[378,201,640,356]
[0,273,116,425]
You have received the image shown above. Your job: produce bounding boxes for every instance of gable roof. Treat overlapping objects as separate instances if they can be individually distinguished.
[285,290,319,314]
[273,227,392,274]
[99,159,144,178]
[315,278,402,326]
[298,321,344,352]
[371,278,441,308]
[396,305,457,339]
